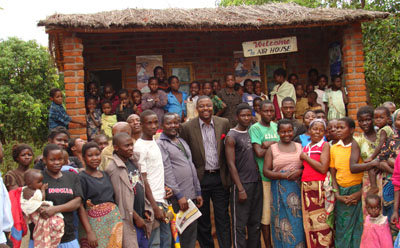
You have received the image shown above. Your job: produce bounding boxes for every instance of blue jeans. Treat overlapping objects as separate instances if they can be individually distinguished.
[148,202,171,248]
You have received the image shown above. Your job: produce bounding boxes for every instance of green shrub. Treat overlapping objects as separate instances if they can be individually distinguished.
[0,37,63,144]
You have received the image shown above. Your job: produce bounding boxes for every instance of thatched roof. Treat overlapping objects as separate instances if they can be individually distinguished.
[38,3,388,32]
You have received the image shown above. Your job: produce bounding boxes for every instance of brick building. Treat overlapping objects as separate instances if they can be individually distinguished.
[38,3,388,139]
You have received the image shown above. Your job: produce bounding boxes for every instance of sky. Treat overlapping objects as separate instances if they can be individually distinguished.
[0,0,218,46]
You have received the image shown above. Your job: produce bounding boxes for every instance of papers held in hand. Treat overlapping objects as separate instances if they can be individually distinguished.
[176,199,202,234]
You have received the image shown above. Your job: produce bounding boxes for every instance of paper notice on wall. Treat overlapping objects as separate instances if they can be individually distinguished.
[242,36,298,57]
[233,51,261,85]
[176,199,202,234]
[136,55,163,92]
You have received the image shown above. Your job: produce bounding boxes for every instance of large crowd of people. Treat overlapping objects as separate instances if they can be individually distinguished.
[1,66,400,248]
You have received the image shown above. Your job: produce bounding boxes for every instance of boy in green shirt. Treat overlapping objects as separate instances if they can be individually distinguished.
[249,100,279,248]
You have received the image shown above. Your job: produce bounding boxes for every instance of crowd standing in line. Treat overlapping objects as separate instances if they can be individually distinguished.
[2,66,400,248]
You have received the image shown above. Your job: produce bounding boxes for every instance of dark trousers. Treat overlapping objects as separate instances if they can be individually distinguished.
[197,171,231,248]
[172,200,198,248]
[231,181,263,248]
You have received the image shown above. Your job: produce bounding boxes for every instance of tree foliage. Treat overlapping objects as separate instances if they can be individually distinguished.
[0,37,62,144]
[363,16,400,105]
[219,0,400,106]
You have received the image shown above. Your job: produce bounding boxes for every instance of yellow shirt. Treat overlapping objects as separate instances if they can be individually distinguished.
[295,98,309,120]
[330,141,363,188]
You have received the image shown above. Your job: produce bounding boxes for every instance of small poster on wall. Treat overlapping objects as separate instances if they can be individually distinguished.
[233,51,261,85]
[136,55,163,92]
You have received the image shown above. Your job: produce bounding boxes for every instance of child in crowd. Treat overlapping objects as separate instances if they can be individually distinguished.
[294,110,316,147]
[360,195,393,248]
[288,73,299,85]
[242,79,258,109]
[306,84,315,96]
[101,83,120,114]
[48,88,86,130]
[225,103,263,248]
[234,83,243,96]
[141,77,168,126]
[295,83,309,121]
[217,74,242,127]
[330,117,364,247]
[270,68,296,120]
[211,79,221,95]
[253,80,268,101]
[186,81,201,120]
[308,91,322,111]
[253,97,262,122]
[368,106,394,194]
[202,81,226,117]
[383,101,396,126]
[326,119,339,145]
[314,109,327,124]
[85,82,101,108]
[323,75,348,120]
[86,97,101,141]
[249,100,279,248]
[93,134,109,152]
[4,144,34,191]
[133,110,170,247]
[101,100,117,139]
[315,75,328,110]
[78,142,123,247]
[116,89,135,122]
[131,89,143,115]
[21,169,64,247]
[153,66,169,92]
[308,68,319,88]
[165,76,188,121]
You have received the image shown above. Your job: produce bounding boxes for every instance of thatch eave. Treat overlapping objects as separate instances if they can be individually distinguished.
[38,3,389,32]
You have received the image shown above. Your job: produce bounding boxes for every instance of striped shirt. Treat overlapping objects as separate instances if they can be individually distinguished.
[199,118,219,170]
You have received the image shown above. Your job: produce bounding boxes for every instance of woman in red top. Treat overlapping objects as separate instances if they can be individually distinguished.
[299,118,333,248]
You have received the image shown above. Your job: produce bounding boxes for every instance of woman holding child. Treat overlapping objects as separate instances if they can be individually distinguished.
[29,144,83,248]
[264,119,305,247]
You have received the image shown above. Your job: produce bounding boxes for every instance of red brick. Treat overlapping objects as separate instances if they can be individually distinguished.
[64,83,76,90]
[77,70,85,76]
[63,71,75,77]
[64,51,82,57]
[356,91,367,97]
[65,97,76,103]
[66,109,78,116]
[63,44,74,50]
[75,57,84,63]
[355,67,365,73]
[64,77,79,83]
[66,103,85,109]
[77,83,85,90]
[68,128,86,136]
[64,64,84,70]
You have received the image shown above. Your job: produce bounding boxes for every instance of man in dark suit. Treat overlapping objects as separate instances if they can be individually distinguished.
[180,95,231,248]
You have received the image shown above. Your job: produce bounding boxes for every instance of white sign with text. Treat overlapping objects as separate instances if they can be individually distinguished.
[242,36,298,57]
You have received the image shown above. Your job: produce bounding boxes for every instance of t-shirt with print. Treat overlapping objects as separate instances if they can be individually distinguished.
[249,122,280,182]
[133,138,166,203]
[226,129,260,183]
[43,170,83,243]
[125,160,145,219]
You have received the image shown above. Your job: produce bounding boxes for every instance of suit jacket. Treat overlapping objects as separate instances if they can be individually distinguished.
[180,116,231,189]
